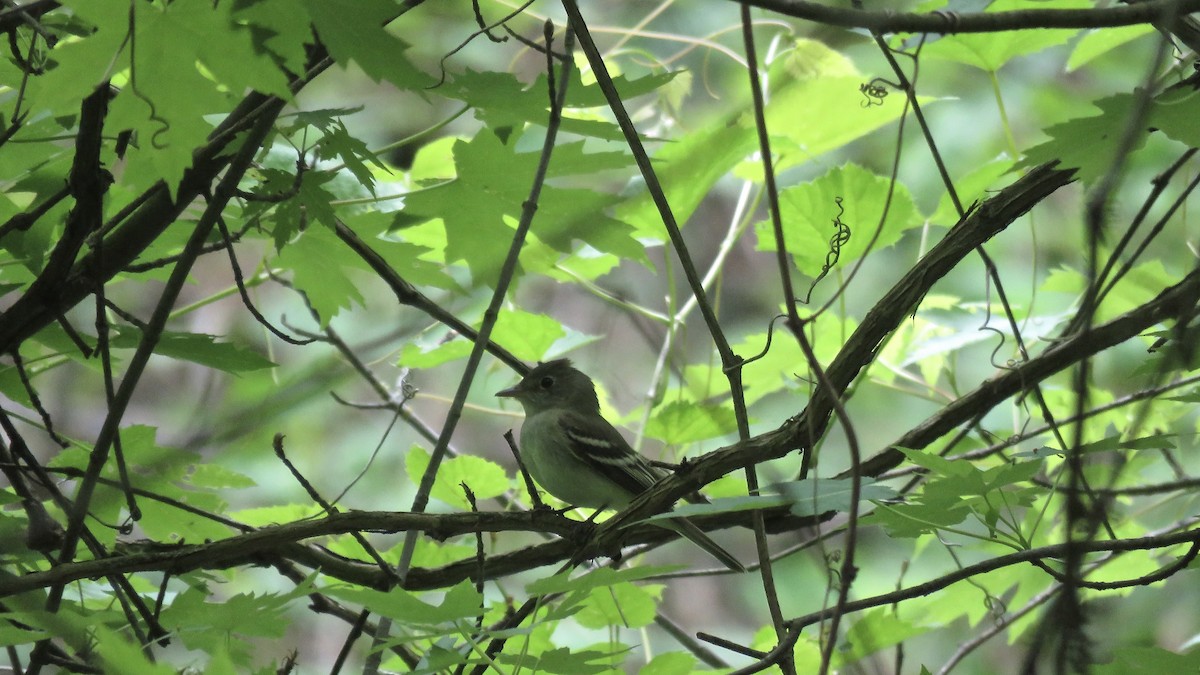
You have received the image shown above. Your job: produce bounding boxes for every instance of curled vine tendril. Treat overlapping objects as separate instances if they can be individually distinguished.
[737,314,791,369]
[859,77,900,108]
[431,0,541,89]
[803,196,850,303]
[127,2,170,149]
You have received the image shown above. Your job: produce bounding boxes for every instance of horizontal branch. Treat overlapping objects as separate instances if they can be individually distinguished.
[784,525,1200,630]
[0,510,580,598]
[403,509,818,590]
[0,506,819,597]
[739,0,1200,35]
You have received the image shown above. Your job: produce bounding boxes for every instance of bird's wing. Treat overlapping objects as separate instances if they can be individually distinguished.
[557,409,662,499]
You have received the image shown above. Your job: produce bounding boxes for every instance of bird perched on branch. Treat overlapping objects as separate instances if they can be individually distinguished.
[497,359,744,572]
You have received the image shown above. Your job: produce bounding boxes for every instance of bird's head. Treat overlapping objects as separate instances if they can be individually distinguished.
[495,359,601,415]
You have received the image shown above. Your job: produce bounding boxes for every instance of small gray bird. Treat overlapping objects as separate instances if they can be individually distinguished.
[497,359,744,572]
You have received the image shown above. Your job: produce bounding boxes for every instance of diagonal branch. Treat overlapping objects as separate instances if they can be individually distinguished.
[53,98,287,572]
[851,263,1200,478]
[599,162,1075,532]
[393,22,577,583]
[333,220,525,372]
[0,509,590,598]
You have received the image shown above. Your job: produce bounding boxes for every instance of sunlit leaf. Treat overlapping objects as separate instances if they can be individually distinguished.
[639,652,696,675]
[837,608,931,665]
[496,646,625,675]
[527,566,682,595]
[404,446,509,509]
[302,0,433,89]
[110,328,276,373]
[275,221,367,325]
[324,580,483,624]
[644,400,738,445]
[575,581,662,629]
[755,163,920,278]
[1067,24,1156,72]
[400,130,646,282]
[490,309,566,362]
[922,0,1088,71]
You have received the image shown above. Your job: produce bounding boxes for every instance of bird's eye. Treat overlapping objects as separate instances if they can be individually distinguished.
[539,376,555,389]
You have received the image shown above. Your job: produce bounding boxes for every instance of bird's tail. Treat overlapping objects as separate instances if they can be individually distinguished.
[661,517,745,572]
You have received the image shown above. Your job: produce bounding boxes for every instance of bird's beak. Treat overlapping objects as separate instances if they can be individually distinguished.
[495,384,521,398]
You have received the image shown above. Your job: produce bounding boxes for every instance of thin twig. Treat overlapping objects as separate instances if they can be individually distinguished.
[272,434,396,581]
[738,8,794,670]
[49,98,284,604]
[394,21,576,583]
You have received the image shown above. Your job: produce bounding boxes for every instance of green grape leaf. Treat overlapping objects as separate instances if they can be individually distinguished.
[922,0,1088,72]
[399,130,645,282]
[648,494,792,522]
[1019,89,1200,184]
[866,501,972,538]
[92,620,179,675]
[1145,87,1200,148]
[615,123,749,238]
[24,2,129,114]
[404,446,509,509]
[232,0,314,74]
[644,400,738,445]
[528,565,682,595]
[1018,94,1144,183]
[398,339,474,368]
[490,309,566,362]
[344,210,461,291]
[1040,433,1176,456]
[768,478,900,516]
[929,158,1014,227]
[110,328,276,373]
[1066,24,1156,72]
[442,69,676,140]
[397,132,532,282]
[135,498,238,544]
[274,223,367,326]
[545,141,634,177]
[754,163,919,278]
[189,463,258,490]
[301,0,433,89]
[754,41,921,178]
[618,39,917,238]
[268,169,341,249]
[838,609,931,665]
[497,646,625,675]
[324,580,483,624]
[315,120,389,195]
[0,622,47,648]
[639,652,697,675]
[1094,647,1200,674]
[107,0,289,196]
[576,582,662,629]
[163,581,312,660]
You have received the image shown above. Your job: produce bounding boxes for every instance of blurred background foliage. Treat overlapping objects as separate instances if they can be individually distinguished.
[1,0,1199,672]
